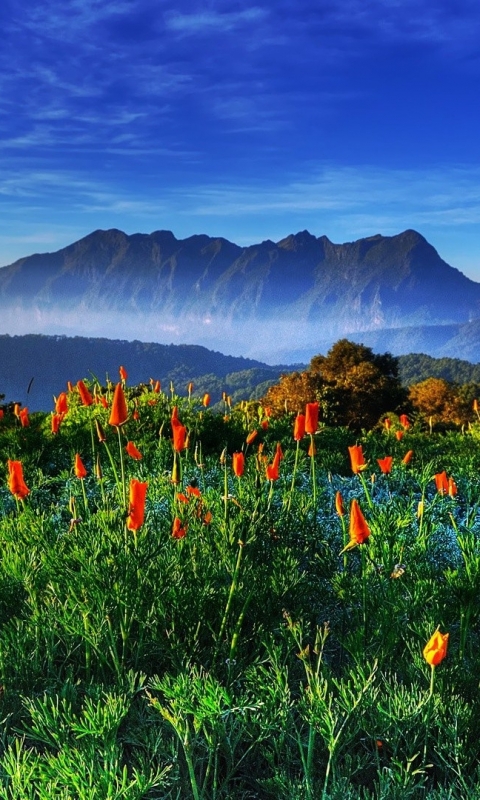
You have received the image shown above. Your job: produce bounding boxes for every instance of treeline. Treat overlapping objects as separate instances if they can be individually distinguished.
[398,352,480,386]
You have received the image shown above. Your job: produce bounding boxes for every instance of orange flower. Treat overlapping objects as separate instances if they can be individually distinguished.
[448,477,457,497]
[126,479,148,531]
[109,383,128,427]
[95,419,107,443]
[55,392,68,414]
[383,417,391,430]
[399,414,410,429]
[348,445,366,474]
[423,630,449,666]
[77,380,93,406]
[51,413,62,434]
[186,485,201,497]
[266,449,281,481]
[335,491,345,517]
[305,402,319,434]
[203,393,211,407]
[340,499,370,553]
[473,398,479,413]
[172,516,187,539]
[395,430,404,441]
[377,456,393,474]
[19,407,29,427]
[261,419,269,430]
[13,403,20,417]
[119,365,128,381]
[434,471,449,495]
[232,452,245,477]
[246,430,258,445]
[294,413,305,441]
[187,381,194,395]
[7,460,30,500]
[153,380,161,393]
[126,441,142,460]
[172,419,187,452]
[74,453,87,479]
[308,440,316,457]
[402,450,413,465]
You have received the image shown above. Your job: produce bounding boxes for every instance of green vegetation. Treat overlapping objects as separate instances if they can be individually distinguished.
[2,356,480,797]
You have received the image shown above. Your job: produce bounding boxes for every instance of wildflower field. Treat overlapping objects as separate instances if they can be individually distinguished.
[1,372,480,799]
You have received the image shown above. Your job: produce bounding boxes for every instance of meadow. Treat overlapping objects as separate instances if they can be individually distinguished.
[1,374,480,799]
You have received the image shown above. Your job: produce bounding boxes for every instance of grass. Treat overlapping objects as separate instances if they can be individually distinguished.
[1,381,480,797]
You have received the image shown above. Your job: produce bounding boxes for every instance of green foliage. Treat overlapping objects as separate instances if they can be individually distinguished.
[2,377,480,796]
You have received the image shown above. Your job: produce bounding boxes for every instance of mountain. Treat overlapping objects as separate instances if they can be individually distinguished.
[1,227,480,362]
[0,334,291,411]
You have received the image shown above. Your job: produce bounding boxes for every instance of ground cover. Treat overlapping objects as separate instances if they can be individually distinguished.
[1,378,480,798]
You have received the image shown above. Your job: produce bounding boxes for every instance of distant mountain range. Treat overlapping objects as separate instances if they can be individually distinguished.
[2,227,480,362]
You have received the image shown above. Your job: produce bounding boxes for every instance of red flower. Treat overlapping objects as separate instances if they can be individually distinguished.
[126,441,142,460]
[19,407,29,427]
[77,380,93,406]
[7,460,30,500]
[340,499,370,553]
[348,445,366,474]
[153,380,161,393]
[55,392,68,414]
[423,630,449,666]
[74,453,87,479]
[232,452,245,477]
[126,479,148,530]
[119,365,128,381]
[0,409,4,420]
[395,430,404,441]
[305,402,319,434]
[172,516,187,539]
[399,414,410,429]
[293,413,306,441]
[377,456,393,474]
[109,383,128,427]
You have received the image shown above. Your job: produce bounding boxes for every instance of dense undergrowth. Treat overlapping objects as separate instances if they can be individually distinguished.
[1,379,480,798]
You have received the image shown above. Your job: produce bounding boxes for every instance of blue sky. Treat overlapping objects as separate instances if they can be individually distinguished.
[1,0,479,279]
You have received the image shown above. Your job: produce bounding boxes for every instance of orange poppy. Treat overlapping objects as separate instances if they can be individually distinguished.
[246,430,258,445]
[383,417,391,430]
[423,630,449,666]
[233,452,245,477]
[335,491,345,517]
[434,471,449,495]
[402,450,413,465]
[126,441,142,460]
[305,402,319,434]
[77,380,93,406]
[55,392,68,414]
[7,460,30,500]
[399,414,410,429]
[294,413,305,441]
[109,383,128,427]
[377,456,393,474]
[19,407,29,427]
[119,366,128,381]
[448,477,457,497]
[348,444,366,474]
[203,393,211,407]
[172,419,187,451]
[126,479,148,530]
[266,449,281,481]
[74,453,87,479]
[340,499,370,553]
[172,516,187,539]
[395,430,404,441]
[51,414,62,434]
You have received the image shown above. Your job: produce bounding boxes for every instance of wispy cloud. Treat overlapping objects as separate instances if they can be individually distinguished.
[165,7,268,34]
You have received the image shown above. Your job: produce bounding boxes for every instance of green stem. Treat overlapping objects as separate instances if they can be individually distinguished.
[358,471,374,510]
[214,542,245,665]
[117,426,126,508]
[288,439,301,512]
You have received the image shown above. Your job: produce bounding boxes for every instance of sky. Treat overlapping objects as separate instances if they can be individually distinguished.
[0,0,479,284]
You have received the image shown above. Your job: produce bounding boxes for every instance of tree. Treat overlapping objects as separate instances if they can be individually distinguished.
[408,377,474,428]
[263,339,407,429]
